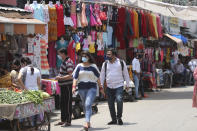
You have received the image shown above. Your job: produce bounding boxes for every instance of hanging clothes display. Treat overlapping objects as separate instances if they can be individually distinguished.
[48,5,57,42]
[55,3,65,37]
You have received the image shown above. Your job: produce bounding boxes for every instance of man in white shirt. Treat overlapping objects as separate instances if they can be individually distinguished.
[132,53,141,99]
[100,49,131,125]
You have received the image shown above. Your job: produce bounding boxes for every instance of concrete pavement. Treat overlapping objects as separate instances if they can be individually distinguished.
[51,86,197,131]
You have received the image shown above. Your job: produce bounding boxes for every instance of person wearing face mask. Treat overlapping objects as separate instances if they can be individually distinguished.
[55,48,74,127]
[132,53,141,100]
[100,49,131,125]
[72,51,105,130]
[10,59,21,89]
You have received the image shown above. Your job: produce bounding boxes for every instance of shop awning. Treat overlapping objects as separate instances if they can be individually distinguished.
[164,34,183,44]
[0,16,46,35]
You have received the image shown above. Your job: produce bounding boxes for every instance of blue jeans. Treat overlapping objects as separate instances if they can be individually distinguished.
[106,87,123,121]
[133,74,139,98]
[78,87,97,122]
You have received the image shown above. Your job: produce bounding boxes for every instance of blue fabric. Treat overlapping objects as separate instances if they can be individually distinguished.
[133,74,139,98]
[78,87,97,122]
[32,4,44,22]
[172,35,188,44]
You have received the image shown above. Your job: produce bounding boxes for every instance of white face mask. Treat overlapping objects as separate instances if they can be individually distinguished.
[57,55,62,60]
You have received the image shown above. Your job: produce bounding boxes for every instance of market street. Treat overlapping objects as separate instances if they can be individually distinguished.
[51,86,197,131]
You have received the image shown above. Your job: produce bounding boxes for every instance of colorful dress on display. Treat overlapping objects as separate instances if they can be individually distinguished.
[48,6,57,42]
[31,3,44,22]
[40,38,50,74]
[55,4,65,37]
[94,4,102,26]
[90,4,97,26]
[81,3,88,27]
[55,40,69,68]
[70,1,77,28]
[83,38,89,51]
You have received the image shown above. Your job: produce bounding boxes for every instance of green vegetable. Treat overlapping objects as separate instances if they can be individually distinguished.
[0,90,48,105]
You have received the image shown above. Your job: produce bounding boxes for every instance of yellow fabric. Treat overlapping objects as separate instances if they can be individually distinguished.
[133,10,139,38]
[89,43,95,53]
[76,42,81,52]
[152,13,158,39]
[128,65,133,81]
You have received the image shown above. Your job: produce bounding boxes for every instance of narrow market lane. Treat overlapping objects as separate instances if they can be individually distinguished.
[51,86,197,131]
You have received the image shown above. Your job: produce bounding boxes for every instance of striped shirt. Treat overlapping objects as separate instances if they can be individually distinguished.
[58,57,74,86]
[73,63,100,89]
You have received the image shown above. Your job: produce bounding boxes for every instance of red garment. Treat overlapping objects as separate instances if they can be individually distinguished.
[48,42,57,68]
[115,7,126,49]
[141,11,148,37]
[55,4,65,37]
[67,40,76,65]
[156,15,163,38]
[97,50,104,56]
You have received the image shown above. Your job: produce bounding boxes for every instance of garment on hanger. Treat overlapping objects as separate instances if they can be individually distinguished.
[40,38,50,73]
[48,6,57,42]
[83,38,89,51]
[77,13,82,28]
[70,1,77,28]
[31,3,44,22]
[152,13,158,39]
[156,14,163,38]
[64,16,74,26]
[55,4,65,37]
[81,3,88,27]
[94,4,102,26]
[90,4,97,26]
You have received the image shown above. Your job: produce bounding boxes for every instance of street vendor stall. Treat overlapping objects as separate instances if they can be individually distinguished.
[0,90,55,131]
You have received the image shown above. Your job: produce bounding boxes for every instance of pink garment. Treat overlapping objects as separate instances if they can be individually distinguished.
[94,4,102,25]
[156,15,163,38]
[48,42,56,68]
[71,1,77,28]
[56,82,60,95]
[160,49,164,62]
[91,31,97,41]
[42,80,52,95]
[83,39,89,51]
[81,3,88,27]
[90,5,97,26]
[193,68,197,108]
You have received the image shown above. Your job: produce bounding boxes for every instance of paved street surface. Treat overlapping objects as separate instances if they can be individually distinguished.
[51,86,197,131]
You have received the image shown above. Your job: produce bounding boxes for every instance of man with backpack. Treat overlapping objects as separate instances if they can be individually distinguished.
[100,49,131,125]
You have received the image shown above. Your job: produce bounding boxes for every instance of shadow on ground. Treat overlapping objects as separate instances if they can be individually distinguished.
[144,90,193,100]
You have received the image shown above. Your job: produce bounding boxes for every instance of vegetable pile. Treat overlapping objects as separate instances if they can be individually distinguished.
[0,90,50,104]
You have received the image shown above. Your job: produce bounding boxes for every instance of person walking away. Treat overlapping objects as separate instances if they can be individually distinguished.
[10,59,21,89]
[55,48,74,127]
[100,49,131,125]
[18,57,41,91]
[132,53,141,99]
[72,51,105,131]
